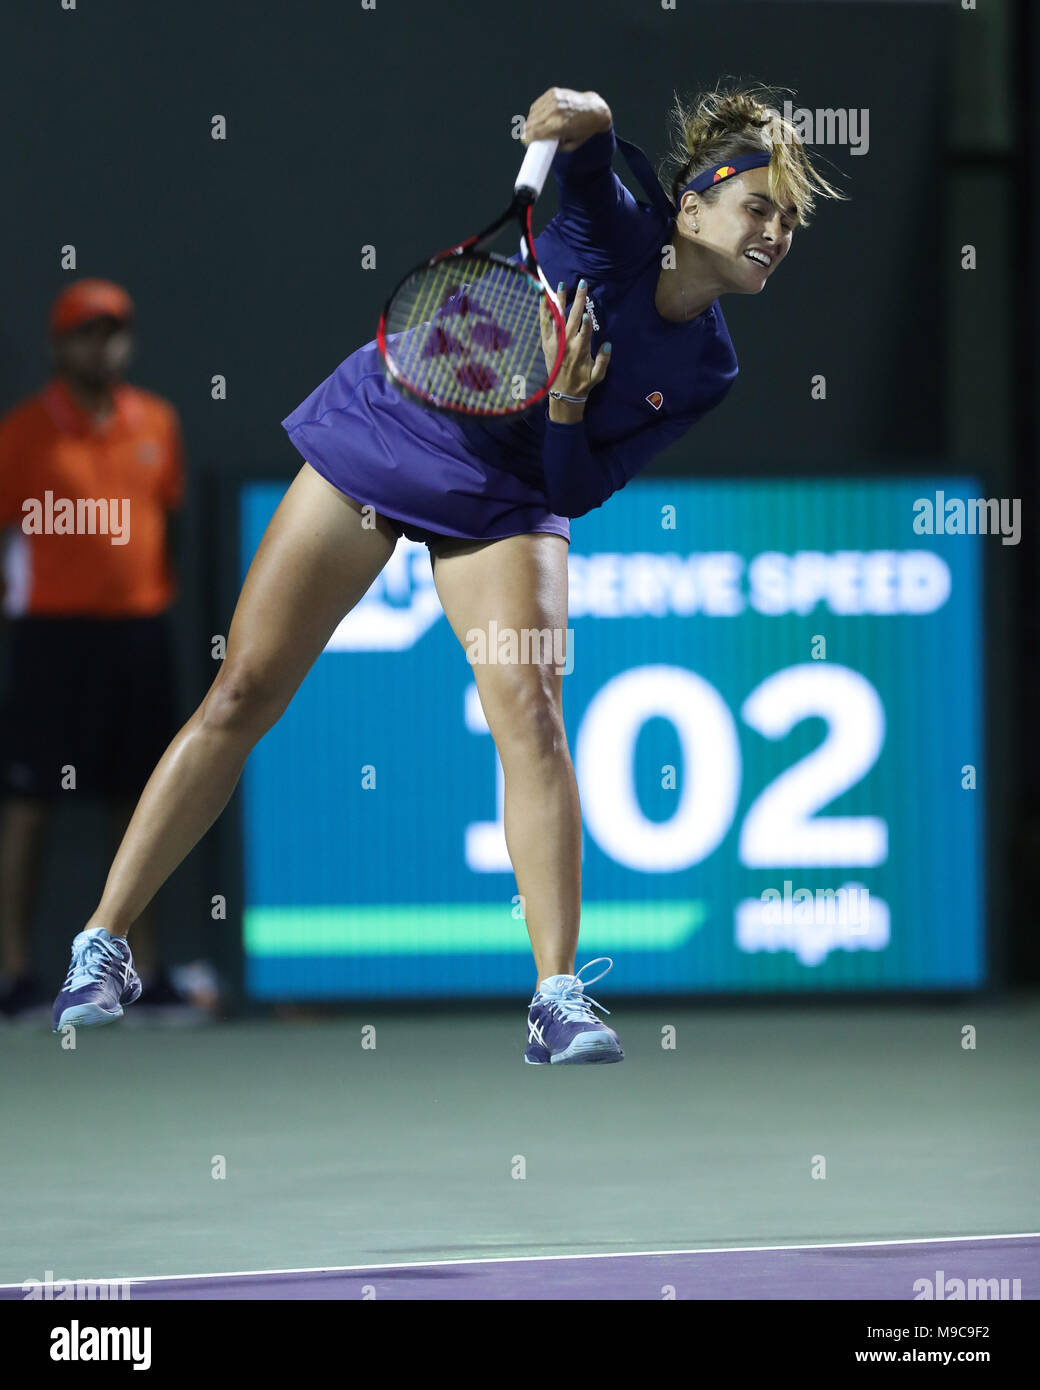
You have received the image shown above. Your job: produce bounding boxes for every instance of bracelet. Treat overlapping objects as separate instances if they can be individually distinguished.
[548,389,588,404]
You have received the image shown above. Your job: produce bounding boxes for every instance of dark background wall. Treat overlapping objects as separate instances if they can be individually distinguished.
[0,0,1030,990]
[2,0,950,474]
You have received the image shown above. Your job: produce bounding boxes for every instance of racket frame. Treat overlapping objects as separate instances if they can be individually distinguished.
[378,149,567,419]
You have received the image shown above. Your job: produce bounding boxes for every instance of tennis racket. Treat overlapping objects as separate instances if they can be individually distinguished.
[377,139,566,418]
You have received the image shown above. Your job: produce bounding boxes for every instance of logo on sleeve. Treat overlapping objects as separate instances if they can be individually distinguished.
[646,391,664,411]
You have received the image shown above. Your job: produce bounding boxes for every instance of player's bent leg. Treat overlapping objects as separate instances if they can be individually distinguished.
[52,464,398,1033]
[432,533,577,971]
[431,532,622,1066]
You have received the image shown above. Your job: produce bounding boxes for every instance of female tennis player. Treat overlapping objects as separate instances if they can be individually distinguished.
[52,83,842,1063]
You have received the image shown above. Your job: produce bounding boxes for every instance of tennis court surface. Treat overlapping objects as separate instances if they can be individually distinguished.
[2,1001,1036,1300]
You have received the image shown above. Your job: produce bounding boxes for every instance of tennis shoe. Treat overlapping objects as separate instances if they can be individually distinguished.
[52,926,141,1032]
[524,956,624,1065]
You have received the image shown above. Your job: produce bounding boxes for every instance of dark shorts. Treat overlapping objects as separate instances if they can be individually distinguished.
[281,341,572,550]
[358,506,564,557]
[0,613,177,801]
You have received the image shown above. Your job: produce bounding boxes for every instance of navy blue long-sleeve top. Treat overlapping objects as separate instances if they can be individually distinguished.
[451,124,739,518]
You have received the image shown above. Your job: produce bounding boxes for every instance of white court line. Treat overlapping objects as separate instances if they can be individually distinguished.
[1,1231,1038,1289]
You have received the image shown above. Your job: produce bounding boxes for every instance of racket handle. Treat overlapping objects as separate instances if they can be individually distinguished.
[515,139,559,201]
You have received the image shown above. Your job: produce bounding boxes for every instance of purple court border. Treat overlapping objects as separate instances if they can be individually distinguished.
[2,1234,1036,1300]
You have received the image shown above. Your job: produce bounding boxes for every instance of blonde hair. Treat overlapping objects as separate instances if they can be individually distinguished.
[659,81,847,228]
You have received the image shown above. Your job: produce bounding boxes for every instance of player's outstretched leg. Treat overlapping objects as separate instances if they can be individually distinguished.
[52,464,399,1032]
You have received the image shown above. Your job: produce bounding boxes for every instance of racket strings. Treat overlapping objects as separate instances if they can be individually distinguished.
[384,256,552,413]
[397,264,536,405]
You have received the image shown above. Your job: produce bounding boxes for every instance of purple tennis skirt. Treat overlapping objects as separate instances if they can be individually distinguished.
[281,341,570,548]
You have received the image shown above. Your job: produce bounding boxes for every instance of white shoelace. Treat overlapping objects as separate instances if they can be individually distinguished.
[530,956,614,1023]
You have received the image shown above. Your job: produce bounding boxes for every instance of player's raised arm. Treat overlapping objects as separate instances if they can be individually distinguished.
[521,88,612,151]
[523,87,659,283]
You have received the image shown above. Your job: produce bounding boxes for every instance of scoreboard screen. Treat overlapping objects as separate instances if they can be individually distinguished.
[240,476,984,999]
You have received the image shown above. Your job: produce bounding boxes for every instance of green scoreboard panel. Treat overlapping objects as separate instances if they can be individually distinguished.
[241,477,984,998]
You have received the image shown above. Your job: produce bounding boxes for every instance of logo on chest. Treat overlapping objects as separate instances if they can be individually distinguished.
[645,391,664,411]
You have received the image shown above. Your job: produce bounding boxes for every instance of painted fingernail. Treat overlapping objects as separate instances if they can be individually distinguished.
[578,278,587,290]
[582,313,588,323]
[558,281,565,292]
[602,342,612,353]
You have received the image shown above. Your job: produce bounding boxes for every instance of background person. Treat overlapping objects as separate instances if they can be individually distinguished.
[0,279,191,1020]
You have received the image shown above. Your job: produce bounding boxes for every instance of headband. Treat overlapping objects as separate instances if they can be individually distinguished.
[678,152,772,201]
[613,135,774,225]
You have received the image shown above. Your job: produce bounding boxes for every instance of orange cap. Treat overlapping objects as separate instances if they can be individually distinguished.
[50,279,135,335]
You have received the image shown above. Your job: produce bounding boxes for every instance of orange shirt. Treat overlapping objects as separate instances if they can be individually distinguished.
[0,379,184,617]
